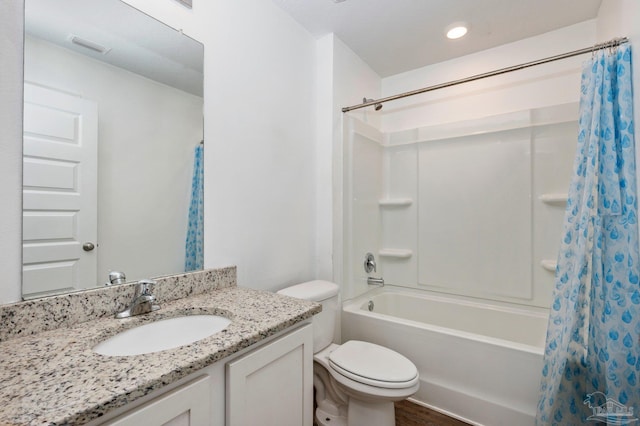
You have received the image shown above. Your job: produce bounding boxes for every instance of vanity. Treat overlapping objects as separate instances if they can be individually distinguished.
[0,266,320,425]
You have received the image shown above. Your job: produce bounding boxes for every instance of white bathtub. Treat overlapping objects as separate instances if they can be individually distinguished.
[341,287,548,426]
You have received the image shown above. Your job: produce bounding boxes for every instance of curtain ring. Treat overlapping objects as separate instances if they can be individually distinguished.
[613,37,622,54]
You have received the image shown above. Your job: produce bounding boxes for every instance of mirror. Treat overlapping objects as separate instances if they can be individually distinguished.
[22,0,204,299]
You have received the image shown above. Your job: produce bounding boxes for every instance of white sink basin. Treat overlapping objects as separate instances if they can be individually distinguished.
[93,315,231,356]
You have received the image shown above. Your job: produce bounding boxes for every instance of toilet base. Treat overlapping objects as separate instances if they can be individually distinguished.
[315,402,394,426]
[315,407,347,426]
[348,399,395,426]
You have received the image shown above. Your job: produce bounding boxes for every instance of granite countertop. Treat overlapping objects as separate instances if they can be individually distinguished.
[0,286,320,425]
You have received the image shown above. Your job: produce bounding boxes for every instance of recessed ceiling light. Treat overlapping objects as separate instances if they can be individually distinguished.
[446,22,468,40]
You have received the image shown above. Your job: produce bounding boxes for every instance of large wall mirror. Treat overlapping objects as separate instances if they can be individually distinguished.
[22,0,204,299]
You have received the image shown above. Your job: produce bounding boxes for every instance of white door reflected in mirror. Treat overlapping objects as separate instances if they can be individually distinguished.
[22,83,98,298]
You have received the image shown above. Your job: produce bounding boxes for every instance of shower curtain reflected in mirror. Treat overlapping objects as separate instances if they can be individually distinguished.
[185,143,204,272]
[536,44,639,425]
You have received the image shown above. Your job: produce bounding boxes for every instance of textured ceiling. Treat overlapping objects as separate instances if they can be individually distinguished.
[272,0,603,77]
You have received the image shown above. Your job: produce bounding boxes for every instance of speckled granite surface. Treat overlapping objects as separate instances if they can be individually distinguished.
[0,269,320,425]
[0,266,236,342]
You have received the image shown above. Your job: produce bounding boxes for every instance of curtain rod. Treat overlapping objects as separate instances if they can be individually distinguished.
[342,37,629,113]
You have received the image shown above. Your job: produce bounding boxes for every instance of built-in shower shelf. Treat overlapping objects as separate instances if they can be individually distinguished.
[540,260,558,272]
[379,249,413,259]
[539,193,568,205]
[378,198,413,207]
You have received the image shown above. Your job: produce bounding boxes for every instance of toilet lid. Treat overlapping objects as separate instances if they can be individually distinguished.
[328,341,418,389]
[276,280,339,302]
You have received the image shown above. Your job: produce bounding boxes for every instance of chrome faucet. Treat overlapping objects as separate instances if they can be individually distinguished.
[106,271,127,286]
[367,276,384,287]
[365,253,384,287]
[115,279,160,319]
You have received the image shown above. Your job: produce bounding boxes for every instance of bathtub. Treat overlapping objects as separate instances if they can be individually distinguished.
[341,286,548,426]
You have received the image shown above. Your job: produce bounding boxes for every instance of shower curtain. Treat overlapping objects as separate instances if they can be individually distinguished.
[185,143,204,272]
[536,44,639,425]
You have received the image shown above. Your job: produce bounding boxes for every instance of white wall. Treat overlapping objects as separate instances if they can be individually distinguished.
[201,1,317,291]
[315,35,334,283]
[0,0,24,304]
[24,36,203,283]
[381,21,597,132]
[315,34,381,340]
[316,34,381,288]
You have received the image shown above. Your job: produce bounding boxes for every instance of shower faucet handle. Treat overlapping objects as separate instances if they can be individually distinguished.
[364,252,377,273]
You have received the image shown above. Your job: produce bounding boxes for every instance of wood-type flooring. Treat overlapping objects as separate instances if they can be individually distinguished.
[395,400,471,426]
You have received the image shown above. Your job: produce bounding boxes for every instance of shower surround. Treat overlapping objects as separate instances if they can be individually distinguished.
[343,103,577,307]
[341,102,580,424]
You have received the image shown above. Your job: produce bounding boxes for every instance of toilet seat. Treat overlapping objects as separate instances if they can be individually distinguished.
[314,342,420,418]
[328,341,418,389]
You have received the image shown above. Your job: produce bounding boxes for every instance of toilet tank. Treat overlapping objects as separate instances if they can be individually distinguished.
[277,280,339,353]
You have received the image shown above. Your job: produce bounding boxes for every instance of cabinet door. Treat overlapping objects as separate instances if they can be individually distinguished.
[226,324,313,426]
[105,375,210,426]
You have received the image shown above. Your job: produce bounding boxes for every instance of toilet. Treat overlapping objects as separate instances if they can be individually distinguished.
[277,280,419,426]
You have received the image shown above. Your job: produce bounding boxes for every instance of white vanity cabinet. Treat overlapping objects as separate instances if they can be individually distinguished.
[226,323,314,426]
[104,376,210,426]
[95,323,313,426]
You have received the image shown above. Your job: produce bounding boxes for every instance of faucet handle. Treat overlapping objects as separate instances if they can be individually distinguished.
[364,252,377,273]
[106,270,126,286]
[135,279,157,297]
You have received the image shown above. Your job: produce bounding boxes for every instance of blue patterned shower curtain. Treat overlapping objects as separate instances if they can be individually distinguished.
[536,44,639,425]
[185,143,204,272]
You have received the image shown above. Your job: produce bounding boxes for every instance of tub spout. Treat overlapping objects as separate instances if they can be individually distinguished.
[367,276,384,287]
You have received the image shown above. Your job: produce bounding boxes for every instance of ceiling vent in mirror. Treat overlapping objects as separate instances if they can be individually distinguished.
[174,0,192,8]
[69,35,111,55]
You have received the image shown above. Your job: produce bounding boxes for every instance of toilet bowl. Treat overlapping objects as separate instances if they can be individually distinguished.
[277,280,419,426]
[315,342,419,425]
